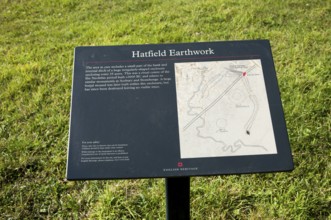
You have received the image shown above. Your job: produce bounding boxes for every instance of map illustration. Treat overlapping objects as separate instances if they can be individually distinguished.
[175,60,278,158]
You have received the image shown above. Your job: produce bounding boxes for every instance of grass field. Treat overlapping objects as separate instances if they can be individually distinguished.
[0,0,330,219]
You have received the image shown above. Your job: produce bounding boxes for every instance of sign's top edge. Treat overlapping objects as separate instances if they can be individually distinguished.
[74,39,270,49]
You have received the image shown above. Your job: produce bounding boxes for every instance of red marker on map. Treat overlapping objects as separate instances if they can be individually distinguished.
[243,72,247,76]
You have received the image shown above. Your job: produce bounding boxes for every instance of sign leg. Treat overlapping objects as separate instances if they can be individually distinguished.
[165,177,190,220]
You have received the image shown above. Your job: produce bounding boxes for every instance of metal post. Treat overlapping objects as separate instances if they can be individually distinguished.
[165,177,190,220]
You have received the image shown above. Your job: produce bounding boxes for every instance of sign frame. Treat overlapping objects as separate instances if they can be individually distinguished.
[66,40,293,180]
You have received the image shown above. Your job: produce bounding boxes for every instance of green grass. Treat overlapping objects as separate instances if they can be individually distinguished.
[1,0,330,219]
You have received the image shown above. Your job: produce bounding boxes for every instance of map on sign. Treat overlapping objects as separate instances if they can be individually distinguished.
[175,59,277,158]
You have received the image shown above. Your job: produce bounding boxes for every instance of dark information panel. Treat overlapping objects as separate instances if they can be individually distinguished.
[66,40,293,180]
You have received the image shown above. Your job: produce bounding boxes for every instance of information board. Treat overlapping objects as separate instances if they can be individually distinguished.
[66,40,293,180]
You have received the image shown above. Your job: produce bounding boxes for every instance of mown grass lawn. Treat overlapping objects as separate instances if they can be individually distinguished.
[0,0,330,219]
